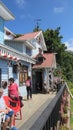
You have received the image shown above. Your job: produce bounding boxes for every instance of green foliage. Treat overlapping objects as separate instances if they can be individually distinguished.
[33,27,41,32]
[61,126,69,130]
[15,34,22,38]
[67,81,73,89]
[70,89,73,95]
[70,98,73,126]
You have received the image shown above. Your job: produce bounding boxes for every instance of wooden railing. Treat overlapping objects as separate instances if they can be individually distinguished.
[29,84,66,130]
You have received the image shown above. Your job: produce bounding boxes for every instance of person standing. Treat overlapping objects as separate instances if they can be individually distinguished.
[25,76,32,100]
[8,78,19,101]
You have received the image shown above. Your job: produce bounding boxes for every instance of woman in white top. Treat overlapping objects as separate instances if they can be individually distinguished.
[2,81,8,96]
[0,88,14,130]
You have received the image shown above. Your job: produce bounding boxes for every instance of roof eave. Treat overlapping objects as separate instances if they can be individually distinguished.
[0,1,15,20]
[4,27,16,36]
[26,41,35,49]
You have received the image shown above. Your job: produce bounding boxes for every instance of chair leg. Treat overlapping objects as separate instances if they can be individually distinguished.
[13,116,15,126]
[20,110,22,120]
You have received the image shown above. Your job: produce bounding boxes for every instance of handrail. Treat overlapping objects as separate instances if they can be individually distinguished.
[0,43,36,64]
[29,84,66,130]
[19,84,66,130]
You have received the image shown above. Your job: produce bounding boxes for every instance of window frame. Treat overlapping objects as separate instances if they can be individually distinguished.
[19,65,28,86]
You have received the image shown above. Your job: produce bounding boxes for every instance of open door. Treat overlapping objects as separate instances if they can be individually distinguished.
[36,71,43,93]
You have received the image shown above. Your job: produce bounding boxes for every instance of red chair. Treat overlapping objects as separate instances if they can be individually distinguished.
[3,96,22,125]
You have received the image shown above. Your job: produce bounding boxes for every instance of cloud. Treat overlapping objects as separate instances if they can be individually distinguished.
[15,0,26,9]
[20,13,34,19]
[54,7,64,13]
[64,38,73,51]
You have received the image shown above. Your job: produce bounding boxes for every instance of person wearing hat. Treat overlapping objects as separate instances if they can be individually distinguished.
[0,88,15,130]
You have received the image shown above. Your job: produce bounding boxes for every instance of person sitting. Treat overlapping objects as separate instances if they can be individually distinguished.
[2,81,8,96]
[8,77,24,108]
[8,78,19,101]
[0,88,14,130]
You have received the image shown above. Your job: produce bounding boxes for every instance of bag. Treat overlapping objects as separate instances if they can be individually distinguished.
[25,80,30,87]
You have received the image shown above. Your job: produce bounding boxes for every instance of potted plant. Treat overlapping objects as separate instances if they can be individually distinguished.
[62,113,68,124]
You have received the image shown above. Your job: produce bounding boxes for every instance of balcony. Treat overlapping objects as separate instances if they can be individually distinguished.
[0,43,36,64]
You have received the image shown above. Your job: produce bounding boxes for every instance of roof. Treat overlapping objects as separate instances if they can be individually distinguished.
[32,53,55,69]
[0,0,14,20]
[14,30,47,51]
[14,31,41,41]
[4,27,16,37]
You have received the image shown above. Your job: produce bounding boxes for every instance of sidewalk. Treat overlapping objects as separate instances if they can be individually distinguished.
[15,92,56,129]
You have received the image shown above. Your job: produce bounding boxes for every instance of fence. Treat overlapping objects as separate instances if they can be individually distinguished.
[30,84,66,130]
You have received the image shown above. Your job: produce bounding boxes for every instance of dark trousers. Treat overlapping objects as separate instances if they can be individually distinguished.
[26,87,32,99]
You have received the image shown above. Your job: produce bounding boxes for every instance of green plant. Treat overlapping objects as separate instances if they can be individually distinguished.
[63,106,68,113]
[70,88,73,95]
[62,113,68,124]
[61,126,69,130]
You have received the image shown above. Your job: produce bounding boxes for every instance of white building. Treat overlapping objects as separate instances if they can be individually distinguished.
[5,31,57,93]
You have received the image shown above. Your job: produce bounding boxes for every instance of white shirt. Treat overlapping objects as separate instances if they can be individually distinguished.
[0,96,6,110]
[3,88,8,96]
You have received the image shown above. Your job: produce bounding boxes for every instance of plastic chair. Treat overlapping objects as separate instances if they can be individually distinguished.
[3,96,22,125]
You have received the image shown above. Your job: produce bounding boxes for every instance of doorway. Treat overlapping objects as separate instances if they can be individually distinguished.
[35,71,43,93]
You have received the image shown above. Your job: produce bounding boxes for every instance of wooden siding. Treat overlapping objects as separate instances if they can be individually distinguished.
[0,59,8,82]
[5,41,24,53]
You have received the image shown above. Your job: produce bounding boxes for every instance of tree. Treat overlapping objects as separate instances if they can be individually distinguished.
[43,27,73,81]
[43,27,67,65]
[15,34,22,38]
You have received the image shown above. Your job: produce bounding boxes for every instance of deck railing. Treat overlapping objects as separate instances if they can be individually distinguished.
[29,84,66,130]
[0,43,35,64]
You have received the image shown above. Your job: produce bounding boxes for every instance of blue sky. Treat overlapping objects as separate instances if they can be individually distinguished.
[2,0,73,50]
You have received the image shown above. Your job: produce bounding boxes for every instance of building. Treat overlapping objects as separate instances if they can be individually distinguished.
[6,31,57,93]
[32,53,56,93]
[0,0,57,96]
[0,1,35,96]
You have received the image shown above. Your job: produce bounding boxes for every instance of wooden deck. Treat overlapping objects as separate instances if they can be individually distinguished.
[15,92,56,130]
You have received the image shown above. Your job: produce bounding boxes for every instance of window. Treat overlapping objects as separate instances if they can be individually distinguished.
[13,64,18,73]
[38,57,43,62]
[19,66,28,86]
[26,47,31,56]
[37,56,43,64]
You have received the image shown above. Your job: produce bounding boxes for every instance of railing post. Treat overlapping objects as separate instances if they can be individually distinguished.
[46,119,49,130]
